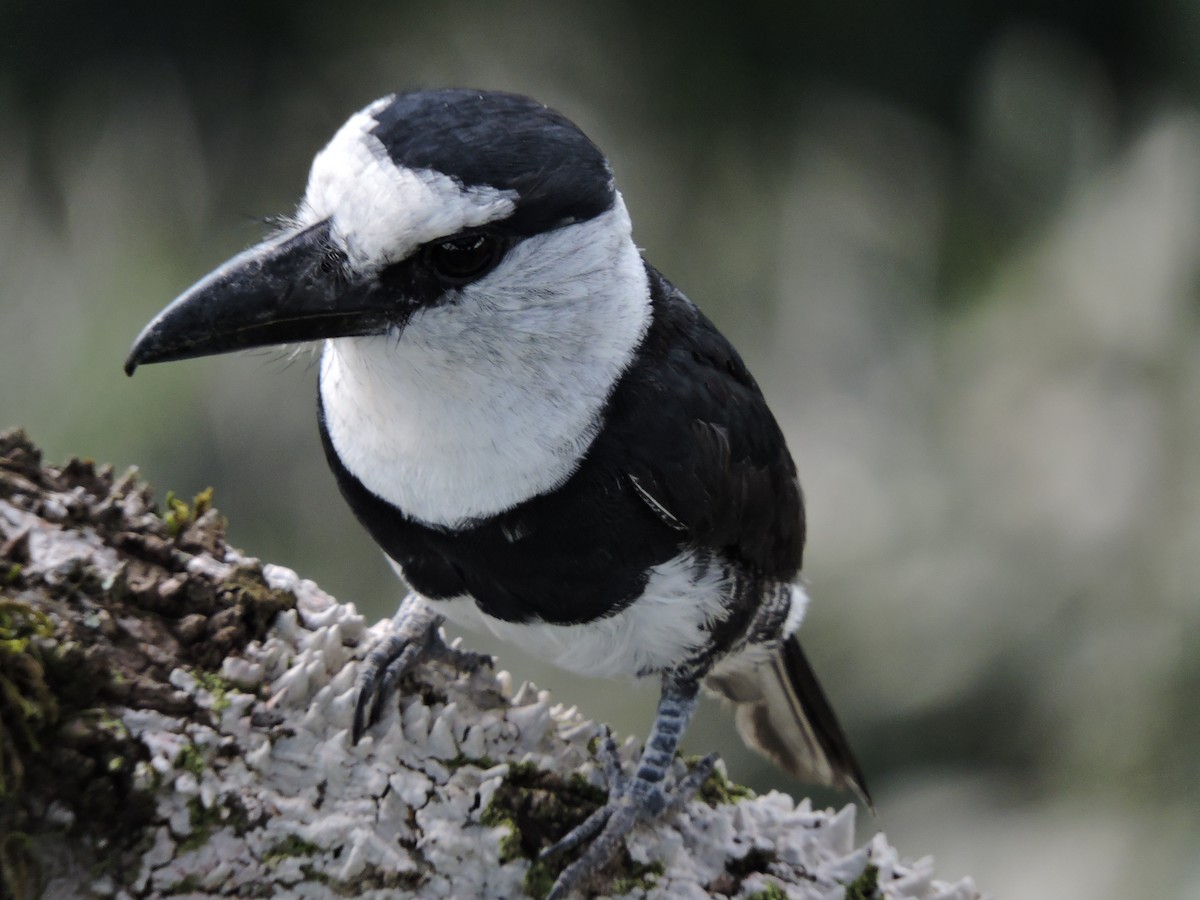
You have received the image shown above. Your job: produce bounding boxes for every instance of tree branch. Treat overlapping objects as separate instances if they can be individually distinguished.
[0,429,981,899]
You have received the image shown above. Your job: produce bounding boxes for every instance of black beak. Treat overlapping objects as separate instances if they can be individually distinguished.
[125,220,394,375]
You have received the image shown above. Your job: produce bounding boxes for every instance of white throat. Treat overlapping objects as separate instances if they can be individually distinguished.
[319,200,651,527]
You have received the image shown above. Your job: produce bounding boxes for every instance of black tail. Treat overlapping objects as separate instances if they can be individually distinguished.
[707,634,871,806]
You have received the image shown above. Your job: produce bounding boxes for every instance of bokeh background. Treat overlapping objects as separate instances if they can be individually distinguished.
[4,2,1200,896]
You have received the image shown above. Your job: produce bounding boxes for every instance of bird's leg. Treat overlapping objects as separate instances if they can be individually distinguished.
[352,594,492,743]
[543,675,715,900]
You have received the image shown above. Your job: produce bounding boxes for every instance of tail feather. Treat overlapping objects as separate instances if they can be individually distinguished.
[706,634,871,806]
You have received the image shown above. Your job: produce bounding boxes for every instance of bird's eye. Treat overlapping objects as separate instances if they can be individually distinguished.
[425,233,504,284]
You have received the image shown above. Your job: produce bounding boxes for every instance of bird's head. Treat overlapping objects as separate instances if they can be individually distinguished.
[124,89,633,375]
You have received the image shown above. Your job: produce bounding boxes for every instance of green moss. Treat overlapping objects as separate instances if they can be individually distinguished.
[506,759,542,779]
[164,873,203,894]
[845,863,880,900]
[0,601,156,889]
[746,884,788,900]
[0,434,289,888]
[0,831,42,900]
[263,834,322,864]
[192,487,214,519]
[695,759,754,806]
[566,771,599,795]
[0,598,57,797]
[295,862,425,896]
[0,600,54,645]
[521,859,558,900]
[723,845,777,891]
[162,491,190,539]
[218,566,296,640]
[610,859,664,894]
[177,798,221,852]
[445,753,497,772]
[480,802,524,866]
[298,865,334,887]
[177,795,252,853]
[479,760,606,897]
[162,487,214,539]
[96,711,129,738]
[192,671,234,712]
[175,743,206,777]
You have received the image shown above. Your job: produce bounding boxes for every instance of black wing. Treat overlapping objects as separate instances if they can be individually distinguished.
[605,265,805,581]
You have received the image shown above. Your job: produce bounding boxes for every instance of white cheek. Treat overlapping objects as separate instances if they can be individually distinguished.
[296,98,516,270]
[320,200,651,527]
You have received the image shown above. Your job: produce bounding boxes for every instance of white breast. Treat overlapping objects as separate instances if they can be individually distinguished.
[320,200,651,528]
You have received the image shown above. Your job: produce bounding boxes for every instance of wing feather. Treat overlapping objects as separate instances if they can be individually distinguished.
[614,266,804,580]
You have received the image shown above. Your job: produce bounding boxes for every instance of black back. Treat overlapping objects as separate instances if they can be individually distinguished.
[319,263,804,626]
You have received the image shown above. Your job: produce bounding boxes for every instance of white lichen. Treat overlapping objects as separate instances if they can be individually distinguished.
[33,561,981,899]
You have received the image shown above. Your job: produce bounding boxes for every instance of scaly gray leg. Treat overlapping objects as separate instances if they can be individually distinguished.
[352,594,492,743]
[542,676,716,900]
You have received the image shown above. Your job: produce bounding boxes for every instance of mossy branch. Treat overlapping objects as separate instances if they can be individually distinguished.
[0,428,982,900]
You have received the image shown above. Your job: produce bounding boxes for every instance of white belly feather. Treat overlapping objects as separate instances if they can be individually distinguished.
[390,553,810,680]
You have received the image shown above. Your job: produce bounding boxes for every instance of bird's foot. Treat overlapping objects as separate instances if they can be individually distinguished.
[541,700,717,899]
[352,595,493,743]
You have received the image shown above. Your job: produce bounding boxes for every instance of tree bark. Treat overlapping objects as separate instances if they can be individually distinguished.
[0,429,981,900]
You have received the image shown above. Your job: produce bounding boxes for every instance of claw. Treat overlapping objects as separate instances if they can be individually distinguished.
[540,729,625,864]
[546,803,639,900]
[352,594,495,744]
[425,635,495,674]
[596,729,629,797]
[543,678,707,899]
[540,801,612,863]
[668,751,719,814]
[352,633,430,742]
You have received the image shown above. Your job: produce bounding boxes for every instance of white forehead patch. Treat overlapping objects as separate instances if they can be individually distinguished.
[296,97,518,271]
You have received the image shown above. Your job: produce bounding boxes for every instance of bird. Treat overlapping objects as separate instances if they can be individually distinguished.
[125,88,869,898]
